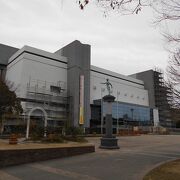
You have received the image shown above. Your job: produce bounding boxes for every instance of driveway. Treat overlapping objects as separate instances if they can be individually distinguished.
[0,135,180,180]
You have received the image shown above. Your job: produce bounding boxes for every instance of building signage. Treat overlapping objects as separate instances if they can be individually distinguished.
[79,75,84,125]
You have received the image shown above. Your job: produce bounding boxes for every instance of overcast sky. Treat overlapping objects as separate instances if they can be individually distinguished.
[0,0,172,75]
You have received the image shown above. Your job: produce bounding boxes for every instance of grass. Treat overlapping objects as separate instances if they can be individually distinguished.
[143,159,180,180]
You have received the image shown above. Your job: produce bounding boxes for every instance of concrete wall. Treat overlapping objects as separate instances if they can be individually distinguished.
[0,44,18,65]
[91,66,149,107]
[6,46,68,119]
[0,145,95,168]
[130,70,155,108]
[6,54,24,97]
[56,40,91,128]
[6,46,67,98]
[0,44,18,78]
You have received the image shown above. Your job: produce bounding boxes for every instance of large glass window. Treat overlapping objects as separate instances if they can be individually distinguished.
[103,102,151,122]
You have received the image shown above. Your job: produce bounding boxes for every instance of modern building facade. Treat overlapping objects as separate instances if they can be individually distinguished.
[130,70,171,127]
[0,40,166,133]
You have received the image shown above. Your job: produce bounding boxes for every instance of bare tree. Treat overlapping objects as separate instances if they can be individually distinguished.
[166,49,180,108]
[78,0,150,15]
[152,1,180,108]
[0,76,23,134]
[78,0,180,23]
[152,0,180,49]
[152,0,180,22]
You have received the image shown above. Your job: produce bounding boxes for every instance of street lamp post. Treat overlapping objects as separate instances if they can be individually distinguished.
[130,108,134,130]
[116,91,120,134]
[131,108,134,126]
[131,108,134,121]
[101,88,105,134]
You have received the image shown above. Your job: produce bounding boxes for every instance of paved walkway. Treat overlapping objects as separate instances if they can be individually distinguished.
[0,135,180,180]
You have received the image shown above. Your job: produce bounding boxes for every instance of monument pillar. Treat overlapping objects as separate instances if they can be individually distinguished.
[100,95,119,149]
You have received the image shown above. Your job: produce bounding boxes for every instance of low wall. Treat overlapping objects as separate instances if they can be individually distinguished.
[0,145,95,168]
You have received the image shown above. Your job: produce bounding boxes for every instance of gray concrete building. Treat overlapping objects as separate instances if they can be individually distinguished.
[0,44,18,78]
[0,40,171,133]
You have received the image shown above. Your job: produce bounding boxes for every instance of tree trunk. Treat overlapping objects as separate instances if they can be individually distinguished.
[0,115,4,134]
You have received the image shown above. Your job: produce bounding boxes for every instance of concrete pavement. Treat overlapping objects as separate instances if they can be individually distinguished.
[0,135,180,180]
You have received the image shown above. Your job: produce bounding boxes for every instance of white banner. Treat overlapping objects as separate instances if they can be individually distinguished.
[79,75,84,125]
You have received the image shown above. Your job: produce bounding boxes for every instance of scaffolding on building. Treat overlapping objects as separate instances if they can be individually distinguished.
[23,78,69,127]
[153,70,171,126]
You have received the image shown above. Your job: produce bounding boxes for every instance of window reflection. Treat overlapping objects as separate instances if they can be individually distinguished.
[103,102,151,122]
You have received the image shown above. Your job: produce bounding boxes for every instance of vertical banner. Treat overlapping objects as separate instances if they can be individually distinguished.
[79,75,84,125]
[153,109,159,127]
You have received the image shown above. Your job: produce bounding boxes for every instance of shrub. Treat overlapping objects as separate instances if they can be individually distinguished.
[30,126,44,141]
[42,134,64,143]
[35,126,44,135]
[63,135,88,143]
[65,126,84,137]
[46,126,63,135]
[7,125,26,134]
[30,132,42,141]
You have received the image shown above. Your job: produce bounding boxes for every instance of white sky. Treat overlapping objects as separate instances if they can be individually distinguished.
[0,0,172,75]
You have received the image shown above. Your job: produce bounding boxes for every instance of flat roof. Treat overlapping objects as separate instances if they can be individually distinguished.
[6,43,145,86]
[8,45,67,65]
[91,65,144,85]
